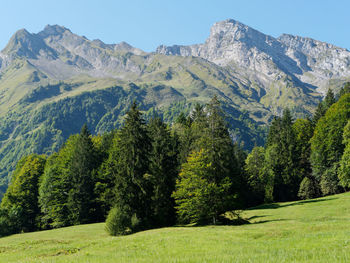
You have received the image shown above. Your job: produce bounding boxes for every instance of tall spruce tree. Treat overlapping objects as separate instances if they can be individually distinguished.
[265,109,300,201]
[111,101,152,229]
[148,116,179,227]
[66,124,98,224]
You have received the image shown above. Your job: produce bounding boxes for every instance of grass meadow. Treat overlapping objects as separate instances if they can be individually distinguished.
[0,192,349,262]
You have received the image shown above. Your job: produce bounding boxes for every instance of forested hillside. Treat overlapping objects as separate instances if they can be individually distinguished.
[1,85,349,237]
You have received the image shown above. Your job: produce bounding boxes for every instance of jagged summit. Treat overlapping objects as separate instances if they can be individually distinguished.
[38,24,71,37]
[156,18,350,90]
[1,28,57,60]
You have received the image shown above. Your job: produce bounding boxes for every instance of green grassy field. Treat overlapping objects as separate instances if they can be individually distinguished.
[0,192,349,263]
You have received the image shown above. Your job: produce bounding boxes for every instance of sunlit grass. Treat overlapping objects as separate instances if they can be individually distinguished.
[0,192,349,262]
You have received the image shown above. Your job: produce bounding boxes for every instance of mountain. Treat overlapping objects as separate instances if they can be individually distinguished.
[0,20,349,195]
[157,19,350,95]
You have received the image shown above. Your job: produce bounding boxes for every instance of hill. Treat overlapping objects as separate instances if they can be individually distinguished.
[0,192,349,262]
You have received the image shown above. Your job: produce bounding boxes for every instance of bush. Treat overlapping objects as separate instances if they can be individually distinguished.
[298,177,320,200]
[130,213,141,232]
[320,168,341,196]
[105,207,131,236]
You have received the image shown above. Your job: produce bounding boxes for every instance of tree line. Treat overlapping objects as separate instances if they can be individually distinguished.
[0,83,349,236]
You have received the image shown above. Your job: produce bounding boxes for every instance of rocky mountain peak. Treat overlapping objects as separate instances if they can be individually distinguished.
[38,24,71,38]
[208,19,267,43]
[1,28,57,60]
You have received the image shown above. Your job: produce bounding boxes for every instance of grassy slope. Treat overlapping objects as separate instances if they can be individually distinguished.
[0,192,349,263]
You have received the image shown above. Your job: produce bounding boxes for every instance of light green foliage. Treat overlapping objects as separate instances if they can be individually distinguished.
[105,207,131,236]
[245,146,266,204]
[338,121,350,188]
[298,177,320,199]
[310,93,350,193]
[0,154,46,233]
[0,192,349,262]
[173,149,232,225]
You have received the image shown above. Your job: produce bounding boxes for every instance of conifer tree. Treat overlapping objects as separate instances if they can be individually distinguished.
[111,101,152,228]
[264,109,300,201]
[148,116,179,227]
[66,124,98,224]
[312,88,336,125]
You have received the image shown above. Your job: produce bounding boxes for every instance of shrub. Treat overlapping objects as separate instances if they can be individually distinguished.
[320,168,340,196]
[105,207,131,236]
[298,177,320,200]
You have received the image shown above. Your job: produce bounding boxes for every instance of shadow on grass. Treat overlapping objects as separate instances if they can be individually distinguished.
[249,197,338,210]
[246,215,269,220]
[251,218,289,225]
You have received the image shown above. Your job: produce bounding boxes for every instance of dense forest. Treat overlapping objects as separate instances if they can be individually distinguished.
[0,83,349,237]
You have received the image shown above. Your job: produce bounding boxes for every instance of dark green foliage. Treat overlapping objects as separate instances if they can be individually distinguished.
[265,109,301,201]
[312,88,336,126]
[39,137,78,228]
[66,124,99,224]
[0,207,23,237]
[93,131,118,218]
[105,207,131,236]
[39,126,101,228]
[338,82,350,98]
[293,119,314,178]
[0,154,46,233]
[148,116,179,227]
[109,102,152,229]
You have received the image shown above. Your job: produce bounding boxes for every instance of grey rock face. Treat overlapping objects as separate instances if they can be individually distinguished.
[156,19,350,93]
[0,24,146,79]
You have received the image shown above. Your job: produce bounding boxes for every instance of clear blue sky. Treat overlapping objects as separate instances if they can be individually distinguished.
[1,0,349,52]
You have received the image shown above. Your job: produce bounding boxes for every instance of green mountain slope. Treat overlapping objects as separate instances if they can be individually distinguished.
[0,192,349,262]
